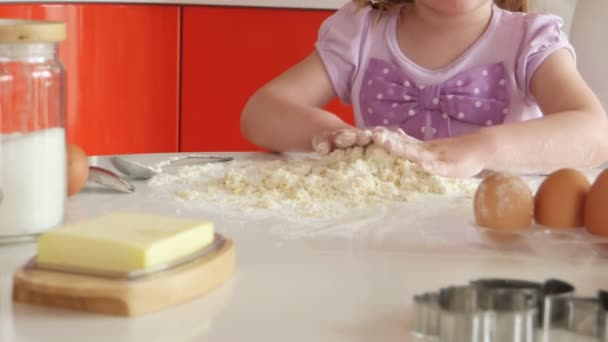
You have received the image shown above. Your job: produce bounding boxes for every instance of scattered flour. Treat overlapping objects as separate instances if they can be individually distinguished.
[147,145,476,218]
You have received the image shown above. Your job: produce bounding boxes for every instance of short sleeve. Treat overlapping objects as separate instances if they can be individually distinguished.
[315,1,372,104]
[516,13,576,102]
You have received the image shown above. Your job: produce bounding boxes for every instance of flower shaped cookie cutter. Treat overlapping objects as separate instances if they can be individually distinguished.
[411,278,607,341]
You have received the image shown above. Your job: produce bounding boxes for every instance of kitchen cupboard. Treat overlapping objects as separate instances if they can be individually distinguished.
[0,4,180,155]
[0,4,349,153]
[180,6,352,152]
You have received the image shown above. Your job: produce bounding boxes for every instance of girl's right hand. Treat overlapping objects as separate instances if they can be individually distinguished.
[312,128,373,155]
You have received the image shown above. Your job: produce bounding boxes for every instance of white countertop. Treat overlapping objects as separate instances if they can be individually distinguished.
[1,152,608,342]
[0,0,347,9]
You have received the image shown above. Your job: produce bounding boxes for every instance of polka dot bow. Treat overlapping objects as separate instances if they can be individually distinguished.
[359,58,511,140]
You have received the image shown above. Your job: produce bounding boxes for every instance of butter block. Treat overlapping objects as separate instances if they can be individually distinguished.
[37,212,215,273]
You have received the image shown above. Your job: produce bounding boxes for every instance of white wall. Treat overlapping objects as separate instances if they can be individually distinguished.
[527,1,608,107]
[569,1,608,111]
[569,1,608,168]
[528,0,579,33]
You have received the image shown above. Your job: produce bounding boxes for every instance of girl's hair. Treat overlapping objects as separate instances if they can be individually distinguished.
[354,0,528,13]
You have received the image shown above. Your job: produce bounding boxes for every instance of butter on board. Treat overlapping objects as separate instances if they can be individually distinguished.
[37,212,215,273]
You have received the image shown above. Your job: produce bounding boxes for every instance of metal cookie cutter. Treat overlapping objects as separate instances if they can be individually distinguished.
[477,286,539,342]
[562,296,603,339]
[555,289,608,341]
[436,286,481,342]
[411,292,440,338]
[471,278,575,331]
[411,278,575,342]
[442,285,538,342]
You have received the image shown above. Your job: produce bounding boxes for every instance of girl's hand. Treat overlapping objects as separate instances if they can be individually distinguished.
[372,127,495,178]
[312,128,373,155]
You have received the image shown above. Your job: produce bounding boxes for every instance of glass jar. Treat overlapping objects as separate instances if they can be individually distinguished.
[0,19,67,243]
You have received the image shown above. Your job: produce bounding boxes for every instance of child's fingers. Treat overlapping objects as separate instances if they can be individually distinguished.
[404,142,449,175]
[419,159,450,177]
[371,126,391,146]
[312,133,333,155]
[412,145,440,164]
[313,128,369,155]
[315,127,418,156]
[395,128,422,144]
[372,126,420,146]
[356,129,373,146]
[373,127,431,162]
[372,127,402,153]
[419,156,480,178]
[388,138,430,162]
[333,129,358,149]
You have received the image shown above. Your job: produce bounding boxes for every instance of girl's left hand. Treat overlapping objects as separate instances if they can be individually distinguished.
[312,128,373,155]
[372,127,495,178]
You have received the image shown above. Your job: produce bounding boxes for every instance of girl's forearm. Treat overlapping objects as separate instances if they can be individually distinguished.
[241,89,351,152]
[484,110,608,173]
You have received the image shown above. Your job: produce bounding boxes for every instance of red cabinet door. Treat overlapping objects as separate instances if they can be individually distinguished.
[181,6,353,152]
[0,4,180,155]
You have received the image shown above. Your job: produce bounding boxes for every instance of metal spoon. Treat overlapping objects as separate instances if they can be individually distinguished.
[88,166,135,193]
[109,155,233,180]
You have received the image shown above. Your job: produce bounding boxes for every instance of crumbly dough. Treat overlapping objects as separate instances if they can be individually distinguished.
[149,144,475,216]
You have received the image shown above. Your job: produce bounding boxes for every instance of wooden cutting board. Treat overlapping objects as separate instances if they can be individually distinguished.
[12,238,235,316]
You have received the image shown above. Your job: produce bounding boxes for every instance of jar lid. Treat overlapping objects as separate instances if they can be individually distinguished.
[0,19,66,43]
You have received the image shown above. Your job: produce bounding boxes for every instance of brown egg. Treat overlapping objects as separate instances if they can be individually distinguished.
[534,168,590,229]
[67,143,89,196]
[584,169,608,237]
[474,172,534,230]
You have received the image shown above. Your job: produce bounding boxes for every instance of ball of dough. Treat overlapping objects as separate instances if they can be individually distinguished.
[474,172,534,230]
[584,169,608,237]
[535,168,590,228]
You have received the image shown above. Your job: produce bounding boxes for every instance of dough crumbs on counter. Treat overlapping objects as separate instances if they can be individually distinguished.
[148,145,476,217]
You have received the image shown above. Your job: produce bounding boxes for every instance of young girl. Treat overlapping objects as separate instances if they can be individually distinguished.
[240,0,608,178]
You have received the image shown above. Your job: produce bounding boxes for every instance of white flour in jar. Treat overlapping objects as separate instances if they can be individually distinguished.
[0,127,66,236]
[148,145,476,218]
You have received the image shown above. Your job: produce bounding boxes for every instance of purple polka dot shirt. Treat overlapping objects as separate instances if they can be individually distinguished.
[315,1,575,141]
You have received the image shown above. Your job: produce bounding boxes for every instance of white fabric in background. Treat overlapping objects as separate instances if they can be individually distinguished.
[569,1,608,168]
[528,0,579,33]
[570,1,608,111]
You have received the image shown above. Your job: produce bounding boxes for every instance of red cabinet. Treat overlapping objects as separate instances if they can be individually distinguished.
[0,4,349,153]
[180,6,352,152]
[0,4,180,155]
